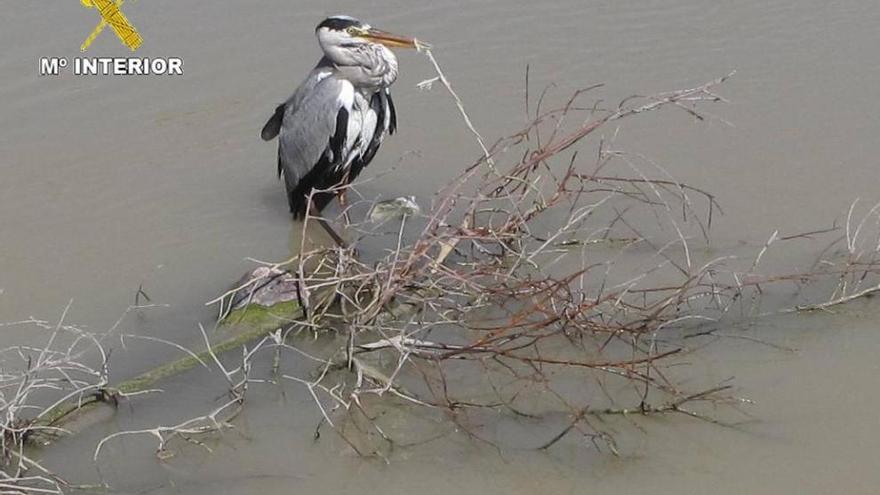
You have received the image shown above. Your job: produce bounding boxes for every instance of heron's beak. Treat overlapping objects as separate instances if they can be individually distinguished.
[364,28,426,49]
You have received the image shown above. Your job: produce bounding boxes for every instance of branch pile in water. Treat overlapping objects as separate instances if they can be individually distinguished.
[5,63,880,486]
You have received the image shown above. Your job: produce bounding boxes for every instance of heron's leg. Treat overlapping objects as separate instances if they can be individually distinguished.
[337,190,353,226]
[336,168,352,226]
[308,198,348,249]
[316,216,348,248]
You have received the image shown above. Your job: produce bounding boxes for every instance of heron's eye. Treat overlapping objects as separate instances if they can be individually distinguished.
[346,27,360,36]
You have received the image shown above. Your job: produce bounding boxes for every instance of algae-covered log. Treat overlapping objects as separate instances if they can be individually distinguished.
[32,266,313,442]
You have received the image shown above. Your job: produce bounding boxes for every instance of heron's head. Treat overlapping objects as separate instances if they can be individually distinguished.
[315,16,422,64]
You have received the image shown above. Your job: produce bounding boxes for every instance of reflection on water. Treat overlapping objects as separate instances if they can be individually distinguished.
[2,0,880,493]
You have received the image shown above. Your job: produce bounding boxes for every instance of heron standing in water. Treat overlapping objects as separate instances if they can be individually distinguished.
[261,16,423,245]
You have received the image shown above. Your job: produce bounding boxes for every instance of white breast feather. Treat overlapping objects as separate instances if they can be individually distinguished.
[336,80,355,110]
[315,70,332,83]
[361,103,378,156]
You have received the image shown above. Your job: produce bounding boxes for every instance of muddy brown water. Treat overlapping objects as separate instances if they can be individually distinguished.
[2,1,880,493]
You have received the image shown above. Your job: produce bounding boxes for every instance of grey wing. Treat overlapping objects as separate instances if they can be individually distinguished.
[260,60,335,142]
[277,76,353,191]
[261,104,285,141]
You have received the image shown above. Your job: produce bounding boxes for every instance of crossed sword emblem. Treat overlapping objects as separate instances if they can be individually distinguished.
[80,0,143,52]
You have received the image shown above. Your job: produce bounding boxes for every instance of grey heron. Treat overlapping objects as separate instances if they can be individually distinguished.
[261,16,421,236]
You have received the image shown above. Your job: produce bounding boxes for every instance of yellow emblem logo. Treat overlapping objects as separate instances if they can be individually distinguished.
[80,0,143,52]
